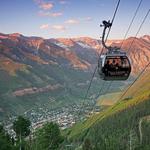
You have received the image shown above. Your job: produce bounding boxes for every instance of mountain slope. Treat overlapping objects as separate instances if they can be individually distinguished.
[66,68,150,149]
[0,33,150,121]
[0,33,102,120]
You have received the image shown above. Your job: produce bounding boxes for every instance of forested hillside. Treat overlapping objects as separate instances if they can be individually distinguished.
[65,68,150,150]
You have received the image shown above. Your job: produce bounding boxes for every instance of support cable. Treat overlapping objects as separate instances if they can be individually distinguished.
[118,9,150,101]
[120,0,143,48]
[127,9,150,53]
[77,0,121,118]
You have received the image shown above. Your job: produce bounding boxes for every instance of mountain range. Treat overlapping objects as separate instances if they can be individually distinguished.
[0,33,150,120]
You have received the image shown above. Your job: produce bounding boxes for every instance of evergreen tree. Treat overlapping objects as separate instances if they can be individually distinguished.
[0,124,14,150]
[13,116,31,150]
[35,122,64,150]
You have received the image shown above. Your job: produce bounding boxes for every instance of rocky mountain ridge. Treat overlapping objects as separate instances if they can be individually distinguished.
[0,33,149,75]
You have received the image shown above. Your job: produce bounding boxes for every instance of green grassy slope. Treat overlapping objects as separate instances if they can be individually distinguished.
[97,92,121,106]
[65,68,150,149]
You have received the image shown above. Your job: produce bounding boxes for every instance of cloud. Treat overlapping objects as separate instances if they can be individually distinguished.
[40,24,49,29]
[38,11,49,16]
[50,12,63,17]
[65,19,79,24]
[83,17,93,21]
[40,2,53,10]
[38,11,63,17]
[34,0,53,10]
[51,25,66,31]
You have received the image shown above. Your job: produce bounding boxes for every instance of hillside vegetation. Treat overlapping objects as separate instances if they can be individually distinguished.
[65,68,150,150]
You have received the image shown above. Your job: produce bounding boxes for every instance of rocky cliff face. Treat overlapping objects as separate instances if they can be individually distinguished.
[0,33,150,75]
[0,33,92,73]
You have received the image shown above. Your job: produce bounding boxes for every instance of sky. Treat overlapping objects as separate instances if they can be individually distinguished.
[0,0,150,39]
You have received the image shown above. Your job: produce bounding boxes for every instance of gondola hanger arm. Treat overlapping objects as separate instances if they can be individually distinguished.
[101,20,112,51]
[101,20,119,52]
